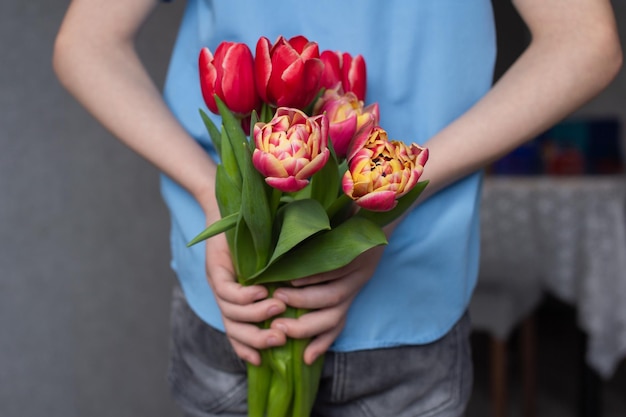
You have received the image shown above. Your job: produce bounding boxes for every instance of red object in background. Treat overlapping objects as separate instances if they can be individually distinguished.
[543,145,586,175]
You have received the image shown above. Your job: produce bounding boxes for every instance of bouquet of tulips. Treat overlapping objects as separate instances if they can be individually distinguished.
[188,35,429,417]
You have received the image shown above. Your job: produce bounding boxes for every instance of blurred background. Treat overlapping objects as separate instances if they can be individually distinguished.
[0,1,624,417]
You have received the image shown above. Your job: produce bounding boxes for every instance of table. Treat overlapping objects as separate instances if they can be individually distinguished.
[480,175,626,379]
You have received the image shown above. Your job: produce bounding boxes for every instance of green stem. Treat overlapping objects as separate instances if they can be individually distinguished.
[260,103,276,123]
[265,306,297,417]
[326,194,353,224]
[270,186,283,220]
[291,308,324,417]
[247,356,272,417]
[248,318,273,417]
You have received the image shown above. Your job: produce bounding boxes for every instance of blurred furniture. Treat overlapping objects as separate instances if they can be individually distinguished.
[480,175,626,378]
[470,276,540,417]
[471,179,544,417]
[475,175,626,417]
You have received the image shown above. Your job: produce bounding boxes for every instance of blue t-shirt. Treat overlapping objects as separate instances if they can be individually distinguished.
[161,0,496,350]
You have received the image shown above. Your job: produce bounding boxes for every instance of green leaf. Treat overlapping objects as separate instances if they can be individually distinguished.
[215,165,241,217]
[249,110,258,143]
[247,216,387,284]
[199,108,222,157]
[240,144,273,270]
[267,199,331,265]
[215,165,242,251]
[215,96,249,175]
[219,127,242,190]
[186,212,239,247]
[326,193,353,224]
[309,154,341,210]
[234,216,257,283]
[357,180,429,227]
[290,185,312,200]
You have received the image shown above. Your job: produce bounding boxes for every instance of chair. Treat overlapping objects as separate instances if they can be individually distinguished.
[472,182,543,417]
[470,277,542,417]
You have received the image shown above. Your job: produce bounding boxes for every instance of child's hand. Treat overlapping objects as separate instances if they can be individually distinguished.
[204,233,287,365]
[270,244,386,365]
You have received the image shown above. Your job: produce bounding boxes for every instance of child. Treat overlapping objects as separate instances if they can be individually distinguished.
[53,1,622,415]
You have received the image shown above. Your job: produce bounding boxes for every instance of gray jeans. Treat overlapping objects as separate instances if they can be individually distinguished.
[167,286,473,417]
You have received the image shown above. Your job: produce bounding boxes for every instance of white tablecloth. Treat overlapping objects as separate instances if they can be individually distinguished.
[480,175,626,378]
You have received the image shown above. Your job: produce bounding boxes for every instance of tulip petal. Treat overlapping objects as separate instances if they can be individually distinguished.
[266,176,309,193]
[320,51,342,91]
[299,41,320,60]
[298,58,324,107]
[416,146,429,167]
[269,48,303,106]
[328,117,357,157]
[346,118,376,161]
[295,149,330,180]
[199,47,218,114]
[343,53,367,101]
[363,102,380,124]
[341,170,355,195]
[355,190,398,212]
[254,37,272,103]
[288,35,314,55]
[220,44,258,114]
[252,149,289,178]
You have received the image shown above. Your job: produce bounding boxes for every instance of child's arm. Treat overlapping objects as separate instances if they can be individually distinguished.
[53,0,288,365]
[419,0,622,200]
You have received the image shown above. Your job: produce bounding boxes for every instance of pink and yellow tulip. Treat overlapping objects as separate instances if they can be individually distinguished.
[255,36,324,109]
[198,43,259,116]
[342,127,429,212]
[252,108,330,193]
[313,88,379,159]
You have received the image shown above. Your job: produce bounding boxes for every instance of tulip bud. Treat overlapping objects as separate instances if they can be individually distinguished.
[342,128,429,211]
[252,108,330,192]
[313,88,379,158]
[255,36,324,109]
[320,51,367,101]
[199,43,260,116]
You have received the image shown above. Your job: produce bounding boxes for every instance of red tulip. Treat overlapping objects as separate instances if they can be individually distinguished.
[252,108,330,193]
[342,128,428,211]
[199,43,259,116]
[320,51,367,101]
[255,36,324,109]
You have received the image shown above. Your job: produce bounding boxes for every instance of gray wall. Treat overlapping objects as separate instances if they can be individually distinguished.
[1,2,624,417]
[1,1,185,417]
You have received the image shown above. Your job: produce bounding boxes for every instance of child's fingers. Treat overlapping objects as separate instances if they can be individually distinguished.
[303,326,344,365]
[224,319,287,365]
[218,296,286,323]
[270,304,348,341]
